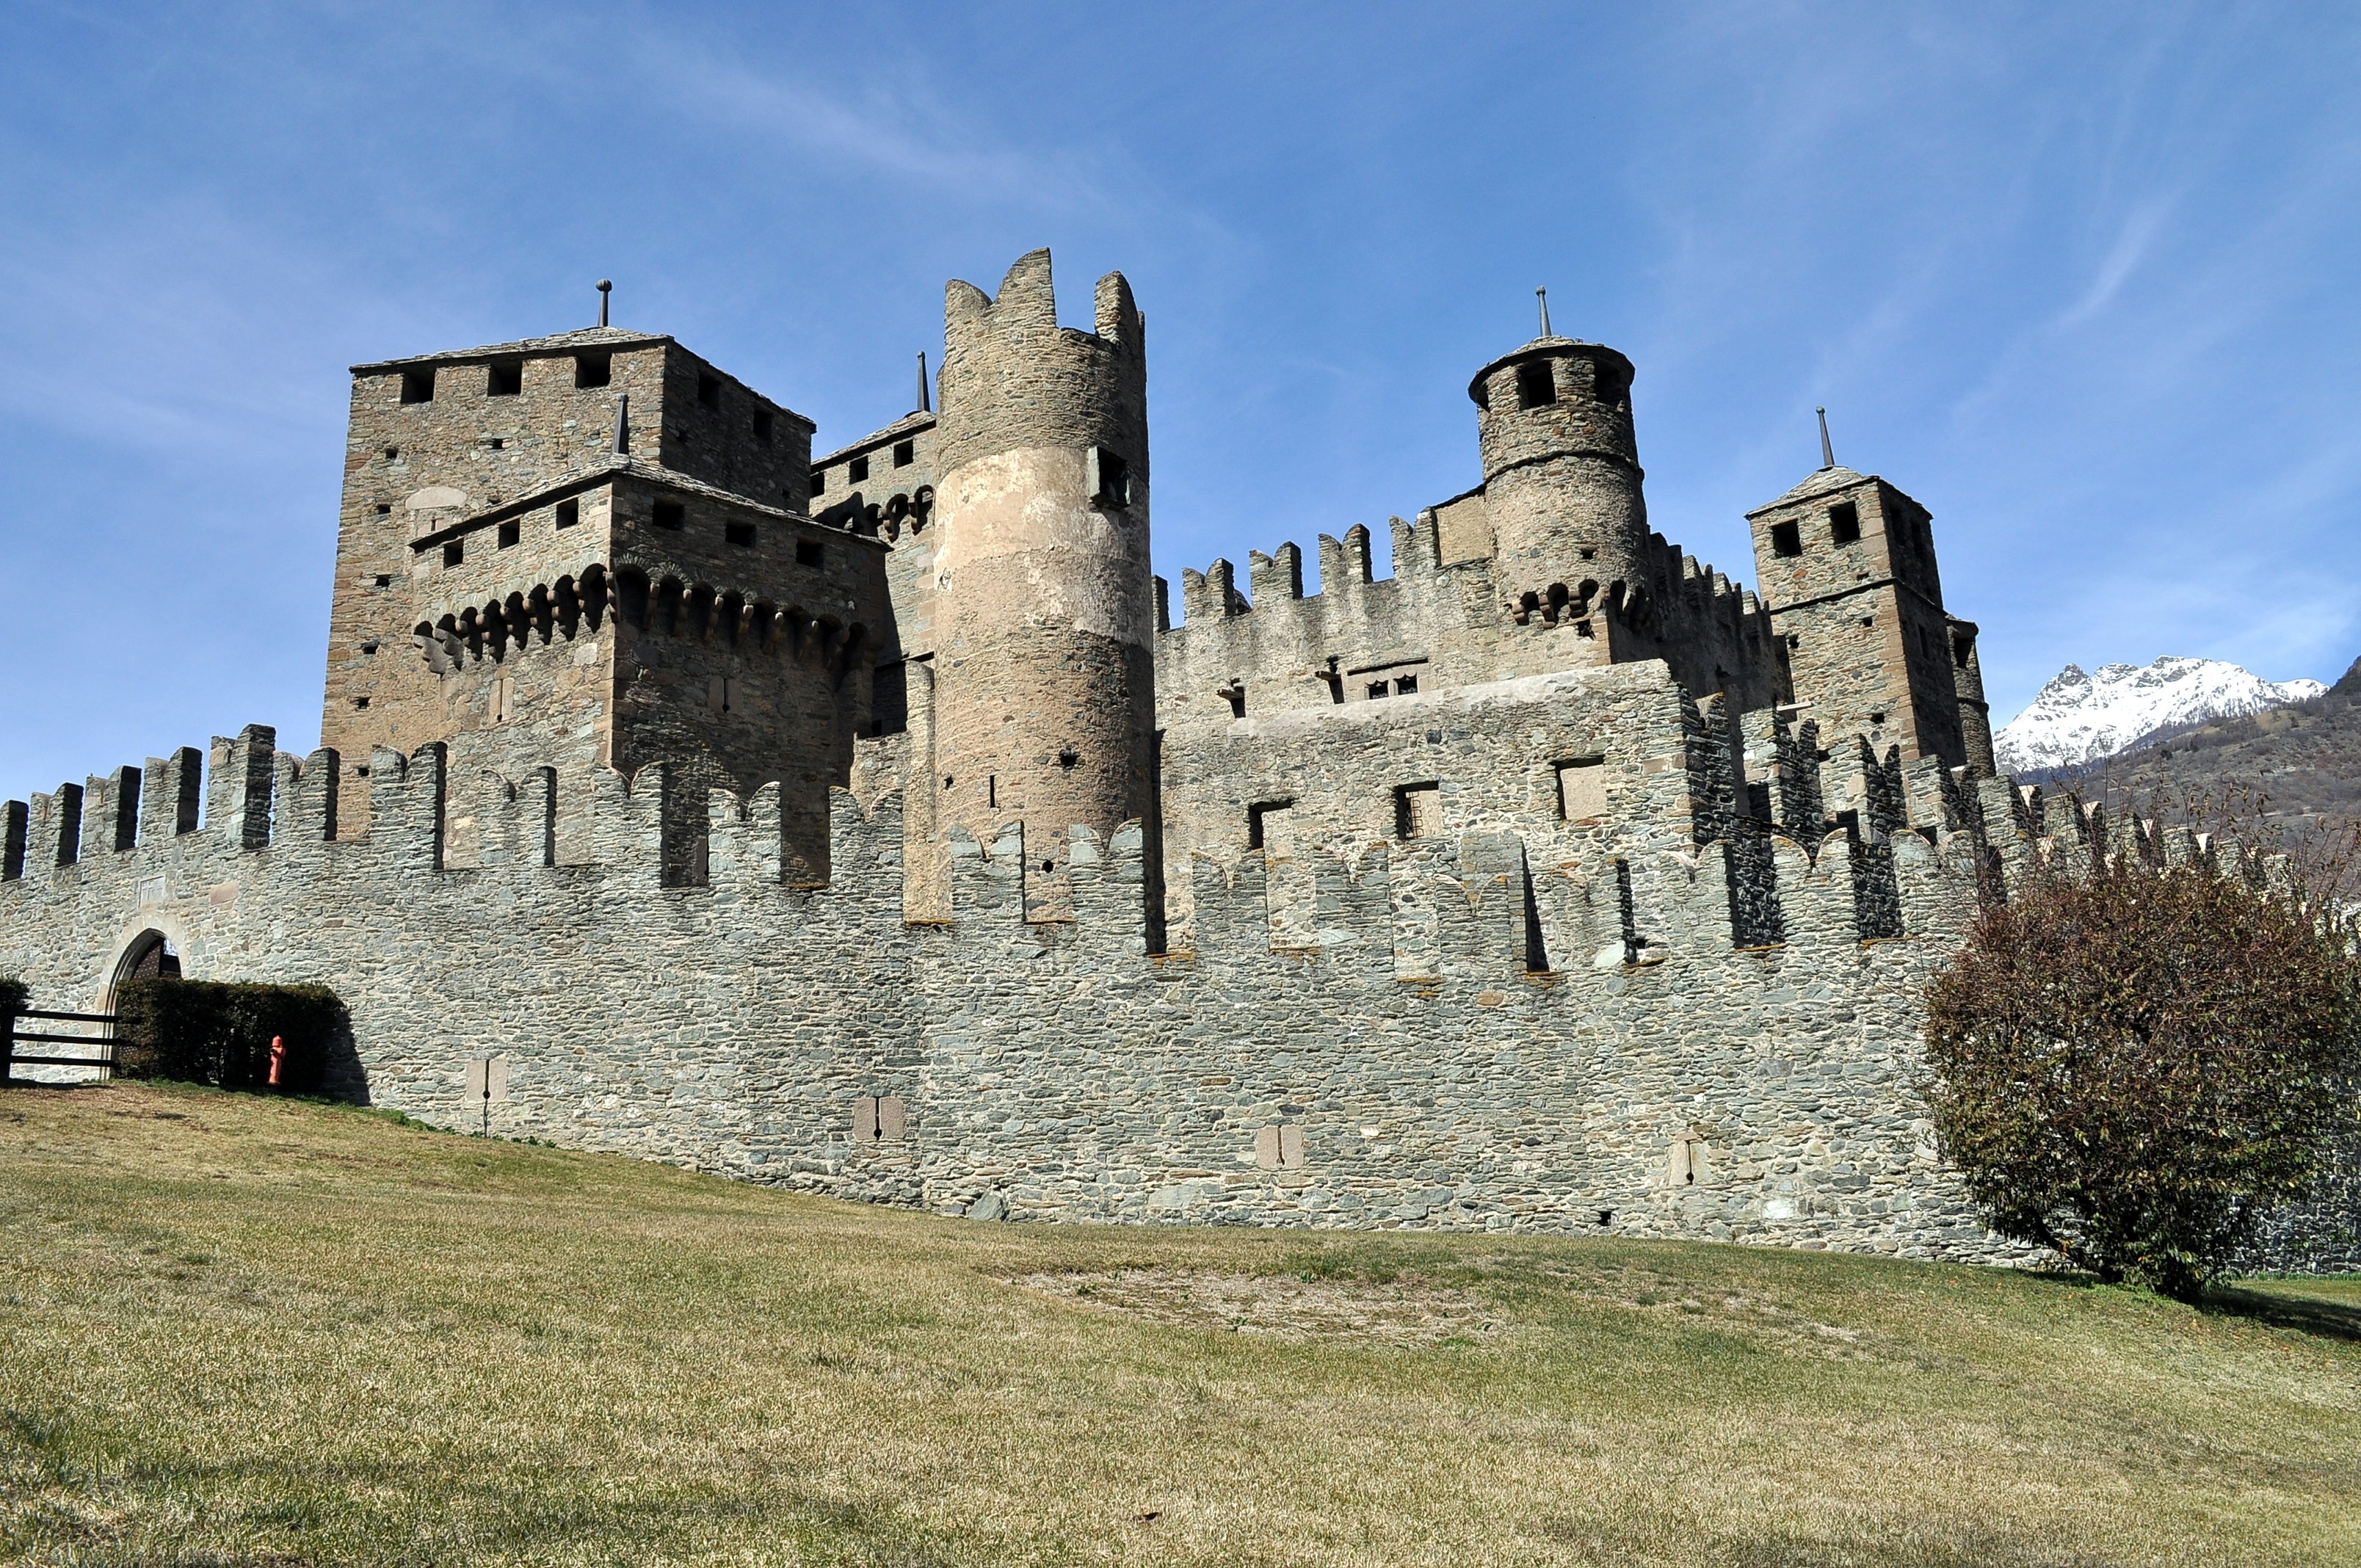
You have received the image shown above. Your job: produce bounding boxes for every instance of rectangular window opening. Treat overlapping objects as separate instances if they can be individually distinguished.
[726,521,756,548]
[1395,782,1442,840]
[893,439,915,468]
[810,467,826,495]
[443,540,464,567]
[697,372,722,409]
[496,519,520,549]
[399,368,435,404]
[1394,674,1418,696]
[487,362,522,396]
[652,501,685,531]
[1771,519,1802,558]
[753,409,775,442]
[1090,447,1131,508]
[1515,358,1556,410]
[555,498,579,529]
[575,353,612,388]
[1829,501,1861,545]
[848,455,869,483]
[796,539,824,567]
[1556,755,1607,821]
[1367,681,1390,701]
[1246,799,1294,851]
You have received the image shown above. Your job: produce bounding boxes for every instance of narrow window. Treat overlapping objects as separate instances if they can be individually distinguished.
[443,540,464,567]
[1394,674,1418,696]
[487,436,505,451]
[487,362,522,396]
[1089,447,1131,507]
[555,498,579,529]
[1515,359,1555,410]
[986,776,998,809]
[1771,520,1802,557]
[796,539,823,567]
[575,353,612,388]
[849,455,870,482]
[697,372,721,409]
[1556,755,1607,821]
[708,675,733,714]
[1254,1125,1306,1170]
[497,519,520,549]
[1395,782,1442,840]
[1829,501,1860,545]
[1220,681,1246,718]
[726,521,756,548]
[753,409,775,441]
[1669,1135,1709,1187]
[893,439,915,467]
[652,501,685,530]
[810,467,826,495]
[853,1095,905,1141]
[400,368,435,404]
[490,675,514,725]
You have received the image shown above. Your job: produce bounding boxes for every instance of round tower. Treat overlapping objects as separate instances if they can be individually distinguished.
[1468,335,1650,622]
[929,249,1156,913]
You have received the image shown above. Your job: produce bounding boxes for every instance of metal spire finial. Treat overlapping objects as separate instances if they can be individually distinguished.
[1816,406,1835,471]
[1537,287,1551,339]
[612,391,629,455]
[917,350,931,414]
[596,279,612,328]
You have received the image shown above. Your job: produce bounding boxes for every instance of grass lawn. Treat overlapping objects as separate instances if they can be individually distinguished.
[2,1083,2357,1567]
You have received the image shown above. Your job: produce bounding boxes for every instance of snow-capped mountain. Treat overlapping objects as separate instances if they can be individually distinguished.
[1994,656,2327,774]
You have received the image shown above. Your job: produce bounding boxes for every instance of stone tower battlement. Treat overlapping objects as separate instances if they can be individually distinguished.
[1,250,2089,1260]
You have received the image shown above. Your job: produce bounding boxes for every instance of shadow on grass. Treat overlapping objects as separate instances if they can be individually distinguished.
[2203,1280,2361,1344]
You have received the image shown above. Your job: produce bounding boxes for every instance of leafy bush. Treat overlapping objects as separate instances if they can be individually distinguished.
[1924,839,2361,1300]
[115,979,345,1093]
[0,976,26,1021]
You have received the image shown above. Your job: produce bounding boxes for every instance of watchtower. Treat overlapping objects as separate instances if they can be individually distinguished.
[929,250,1158,918]
[1468,334,1649,634]
[1747,460,1965,768]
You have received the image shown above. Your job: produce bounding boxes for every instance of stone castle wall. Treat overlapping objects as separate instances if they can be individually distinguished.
[1,658,2070,1262]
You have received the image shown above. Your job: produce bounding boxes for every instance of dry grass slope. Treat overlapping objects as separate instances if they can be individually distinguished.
[2,1084,2357,1567]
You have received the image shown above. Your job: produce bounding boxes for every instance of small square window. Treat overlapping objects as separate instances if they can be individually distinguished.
[373,573,392,588]
[374,503,391,515]
[893,439,915,468]
[555,498,579,529]
[796,539,823,567]
[497,519,520,548]
[487,362,522,396]
[1556,755,1607,821]
[753,410,775,442]
[399,369,435,404]
[360,641,379,656]
[1771,520,1802,557]
[384,446,400,461]
[697,372,721,409]
[443,540,464,567]
[1829,501,1861,545]
[1394,674,1418,696]
[353,696,370,709]
[726,521,756,548]
[488,436,505,451]
[576,353,612,388]
[1368,681,1390,700]
[849,455,869,482]
[652,501,685,530]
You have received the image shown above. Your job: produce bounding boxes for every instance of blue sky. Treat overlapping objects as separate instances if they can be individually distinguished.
[3,2,2357,803]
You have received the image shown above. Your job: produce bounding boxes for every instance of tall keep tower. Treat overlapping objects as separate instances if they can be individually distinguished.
[1468,335,1649,632]
[929,250,1157,916]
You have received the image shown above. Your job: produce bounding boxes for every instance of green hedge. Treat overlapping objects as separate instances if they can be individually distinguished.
[115,979,345,1092]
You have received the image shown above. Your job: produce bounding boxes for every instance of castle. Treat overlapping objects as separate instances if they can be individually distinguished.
[2,250,2089,1258]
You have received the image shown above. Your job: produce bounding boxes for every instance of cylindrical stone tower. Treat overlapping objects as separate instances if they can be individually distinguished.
[1469,336,1649,623]
[1948,616,1997,776]
[930,249,1156,916]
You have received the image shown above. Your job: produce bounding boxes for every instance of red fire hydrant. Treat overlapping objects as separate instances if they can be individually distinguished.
[267,1035,286,1089]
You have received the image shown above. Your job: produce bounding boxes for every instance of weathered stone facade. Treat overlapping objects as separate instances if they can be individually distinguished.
[4,249,2083,1261]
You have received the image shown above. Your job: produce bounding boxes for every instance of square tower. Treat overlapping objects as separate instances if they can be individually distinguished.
[1747,465,1965,768]
[320,327,887,877]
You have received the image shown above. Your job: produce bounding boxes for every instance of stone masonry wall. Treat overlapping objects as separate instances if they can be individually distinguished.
[0,658,2070,1263]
